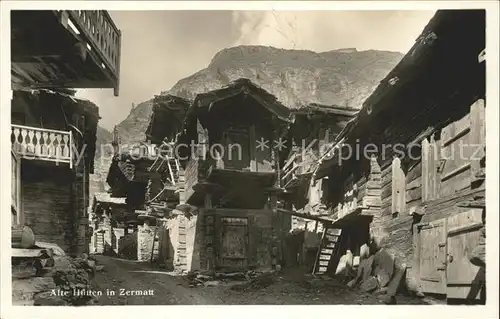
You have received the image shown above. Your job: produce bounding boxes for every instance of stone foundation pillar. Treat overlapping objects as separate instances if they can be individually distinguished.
[103,216,113,255]
[137,222,156,262]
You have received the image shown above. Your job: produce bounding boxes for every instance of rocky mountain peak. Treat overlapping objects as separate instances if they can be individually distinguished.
[95,44,404,160]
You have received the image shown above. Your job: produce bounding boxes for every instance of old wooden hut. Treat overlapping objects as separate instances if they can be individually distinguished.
[310,10,486,301]
[166,78,295,273]
[11,88,100,255]
[10,10,122,257]
[278,103,358,268]
[104,95,190,263]
[89,192,128,255]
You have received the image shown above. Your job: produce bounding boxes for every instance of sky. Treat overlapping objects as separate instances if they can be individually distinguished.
[75,10,436,130]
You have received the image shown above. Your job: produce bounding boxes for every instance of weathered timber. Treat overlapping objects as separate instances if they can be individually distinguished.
[12,225,36,248]
[406,162,422,183]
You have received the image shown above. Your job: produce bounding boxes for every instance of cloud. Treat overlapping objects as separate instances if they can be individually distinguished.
[231,10,436,53]
[76,10,437,131]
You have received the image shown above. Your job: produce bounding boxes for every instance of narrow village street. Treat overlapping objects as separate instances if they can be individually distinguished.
[91,255,215,304]
[8,7,491,315]
[91,255,430,305]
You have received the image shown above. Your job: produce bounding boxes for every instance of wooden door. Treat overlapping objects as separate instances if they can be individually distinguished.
[415,218,447,295]
[224,128,250,170]
[446,209,485,300]
[217,217,249,269]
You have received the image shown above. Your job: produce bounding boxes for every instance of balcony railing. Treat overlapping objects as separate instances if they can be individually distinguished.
[11,10,122,95]
[281,151,315,188]
[11,124,75,168]
[67,10,121,76]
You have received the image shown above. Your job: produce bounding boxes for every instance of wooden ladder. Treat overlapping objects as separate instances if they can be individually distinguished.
[312,227,342,274]
[166,156,181,185]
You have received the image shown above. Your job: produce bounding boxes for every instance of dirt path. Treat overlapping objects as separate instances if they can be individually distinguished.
[91,255,221,305]
[91,256,429,305]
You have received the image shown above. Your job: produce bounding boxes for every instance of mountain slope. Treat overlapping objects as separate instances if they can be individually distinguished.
[115,45,403,145]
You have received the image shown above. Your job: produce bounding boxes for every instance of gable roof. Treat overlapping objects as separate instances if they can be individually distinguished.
[145,94,191,144]
[190,78,294,124]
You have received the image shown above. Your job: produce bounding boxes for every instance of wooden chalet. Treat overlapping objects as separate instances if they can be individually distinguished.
[106,145,159,212]
[11,88,100,255]
[103,95,190,263]
[298,10,485,301]
[10,10,121,257]
[89,192,128,255]
[145,94,190,145]
[169,78,295,272]
[145,94,191,215]
[12,10,121,95]
[276,104,358,269]
[281,103,359,215]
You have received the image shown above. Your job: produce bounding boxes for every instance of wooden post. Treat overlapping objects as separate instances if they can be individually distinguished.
[391,157,406,216]
[150,222,158,264]
[204,193,212,209]
[249,125,257,172]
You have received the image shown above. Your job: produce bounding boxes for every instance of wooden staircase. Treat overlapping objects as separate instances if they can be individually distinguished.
[312,227,342,274]
[166,156,181,186]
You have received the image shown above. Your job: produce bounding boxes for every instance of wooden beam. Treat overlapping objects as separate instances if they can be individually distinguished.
[249,125,257,172]
[277,208,333,223]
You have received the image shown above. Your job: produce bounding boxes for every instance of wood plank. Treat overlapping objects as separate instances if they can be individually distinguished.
[447,222,483,236]
[406,187,422,203]
[12,248,43,258]
[326,228,342,236]
[406,162,422,183]
[470,99,485,180]
[421,138,430,202]
[406,177,422,190]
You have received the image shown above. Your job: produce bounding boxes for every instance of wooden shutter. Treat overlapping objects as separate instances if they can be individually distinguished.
[439,111,472,198]
[391,157,406,215]
[421,136,438,201]
[224,127,250,171]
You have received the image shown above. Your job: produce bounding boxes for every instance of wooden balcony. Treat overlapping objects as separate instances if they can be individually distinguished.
[281,152,314,189]
[184,157,277,207]
[11,10,121,96]
[11,124,76,168]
